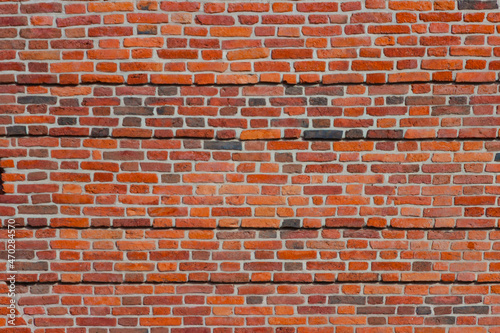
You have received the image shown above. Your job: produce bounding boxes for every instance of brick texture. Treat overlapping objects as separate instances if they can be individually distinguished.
[2,0,500,331]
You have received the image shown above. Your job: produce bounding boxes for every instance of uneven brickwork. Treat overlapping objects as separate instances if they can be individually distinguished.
[2,0,500,332]
[3,83,500,140]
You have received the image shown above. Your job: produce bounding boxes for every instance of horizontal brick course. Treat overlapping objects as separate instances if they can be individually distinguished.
[1,0,500,85]
[2,83,500,140]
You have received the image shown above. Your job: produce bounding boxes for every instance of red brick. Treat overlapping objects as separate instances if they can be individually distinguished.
[5,2,500,329]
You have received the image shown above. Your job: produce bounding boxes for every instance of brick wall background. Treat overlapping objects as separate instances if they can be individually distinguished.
[2,0,500,332]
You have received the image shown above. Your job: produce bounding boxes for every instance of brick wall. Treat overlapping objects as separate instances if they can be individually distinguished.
[2,0,500,332]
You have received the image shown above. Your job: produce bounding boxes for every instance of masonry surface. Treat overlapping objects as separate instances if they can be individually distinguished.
[2,0,500,332]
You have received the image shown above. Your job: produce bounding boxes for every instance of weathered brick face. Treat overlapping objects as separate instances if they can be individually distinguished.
[2,0,500,332]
